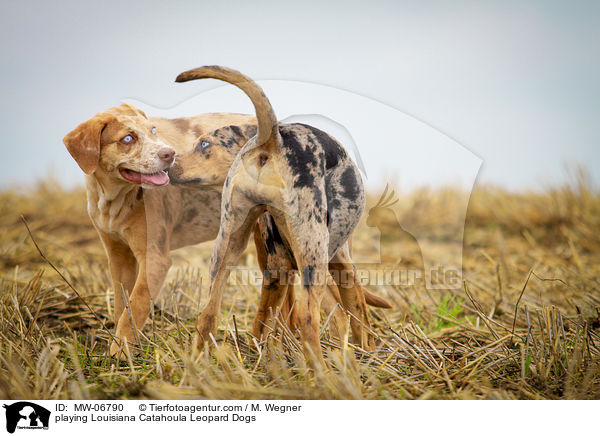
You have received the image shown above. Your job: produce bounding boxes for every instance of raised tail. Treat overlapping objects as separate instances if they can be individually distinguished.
[176,65,279,149]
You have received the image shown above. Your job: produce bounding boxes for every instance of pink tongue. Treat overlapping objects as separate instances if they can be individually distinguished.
[141,171,169,185]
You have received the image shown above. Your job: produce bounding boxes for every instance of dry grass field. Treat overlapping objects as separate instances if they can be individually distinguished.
[1,172,599,400]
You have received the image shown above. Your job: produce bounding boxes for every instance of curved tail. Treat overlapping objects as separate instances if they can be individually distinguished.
[176,66,279,149]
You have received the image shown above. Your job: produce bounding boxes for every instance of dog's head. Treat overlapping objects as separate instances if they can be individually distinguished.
[63,103,175,188]
[169,124,256,186]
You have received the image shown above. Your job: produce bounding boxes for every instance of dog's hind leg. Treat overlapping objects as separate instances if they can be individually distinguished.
[276,213,329,367]
[195,198,264,352]
[328,243,375,350]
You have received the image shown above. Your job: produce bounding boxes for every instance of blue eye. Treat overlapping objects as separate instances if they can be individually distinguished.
[151,127,157,135]
[201,140,210,148]
[122,135,134,143]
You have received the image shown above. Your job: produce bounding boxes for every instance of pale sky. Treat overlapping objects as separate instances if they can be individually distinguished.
[1,1,598,191]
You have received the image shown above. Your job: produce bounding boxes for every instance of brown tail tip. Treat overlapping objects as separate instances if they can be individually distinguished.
[364,290,393,309]
[175,65,226,83]
[175,71,193,83]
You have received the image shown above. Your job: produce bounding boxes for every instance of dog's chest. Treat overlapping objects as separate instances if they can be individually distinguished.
[87,189,139,239]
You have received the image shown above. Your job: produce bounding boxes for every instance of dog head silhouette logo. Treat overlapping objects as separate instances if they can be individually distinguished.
[3,402,50,433]
[366,185,425,270]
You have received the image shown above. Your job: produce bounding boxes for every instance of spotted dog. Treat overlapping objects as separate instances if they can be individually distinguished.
[175,66,381,363]
[170,125,392,343]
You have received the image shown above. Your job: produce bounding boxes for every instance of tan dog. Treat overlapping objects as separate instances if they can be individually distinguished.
[63,104,256,354]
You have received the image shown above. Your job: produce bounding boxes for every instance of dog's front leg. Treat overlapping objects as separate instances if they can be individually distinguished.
[110,212,172,357]
[110,250,171,356]
[97,230,138,325]
[318,277,349,345]
[252,276,293,340]
[251,225,295,339]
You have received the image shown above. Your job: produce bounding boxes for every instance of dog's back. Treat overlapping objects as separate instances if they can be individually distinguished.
[277,123,365,258]
[151,113,255,155]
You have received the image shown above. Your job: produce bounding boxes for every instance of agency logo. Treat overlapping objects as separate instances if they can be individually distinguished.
[2,402,50,434]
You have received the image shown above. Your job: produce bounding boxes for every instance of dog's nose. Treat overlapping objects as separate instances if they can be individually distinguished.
[158,148,175,164]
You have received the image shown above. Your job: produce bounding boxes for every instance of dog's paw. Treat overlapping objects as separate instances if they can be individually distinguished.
[365,335,376,352]
[251,318,266,341]
[109,337,127,358]
[194,313,217,351]
[109,330,135,358]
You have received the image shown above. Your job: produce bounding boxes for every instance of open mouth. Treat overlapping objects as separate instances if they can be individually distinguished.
[119,168,170,186]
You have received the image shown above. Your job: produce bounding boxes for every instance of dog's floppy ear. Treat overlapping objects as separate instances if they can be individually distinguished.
[63,113,113,174]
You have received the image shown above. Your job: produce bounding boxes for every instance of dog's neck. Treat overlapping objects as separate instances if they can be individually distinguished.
[86,172,141,235]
